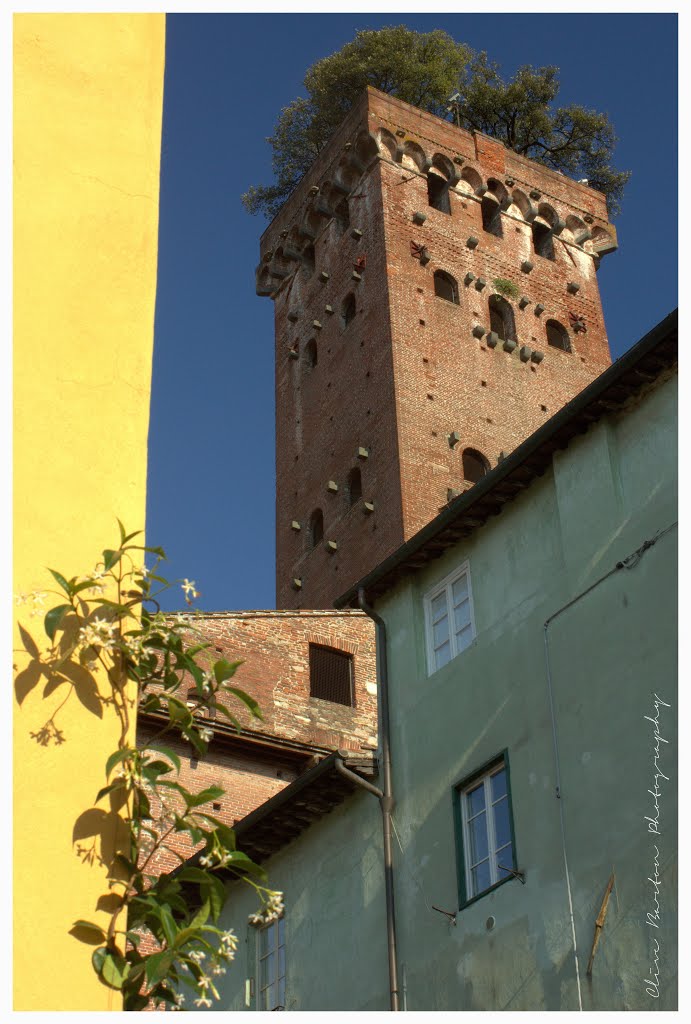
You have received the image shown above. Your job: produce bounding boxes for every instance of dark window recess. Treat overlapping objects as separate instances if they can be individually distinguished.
[309,509,323,548]
[532,222,554,260]
[304,338,318,368]
[463,448,489,483]
[348,467,362,506]
[309,644,354,706]
[302,244,316,275]
[546,319,571,352]
[341,293,356,329]
[427,172,451,214]
[488,295,516,342]
[433,270,459,305]
[335,199,350,232]
[481,196,502,237]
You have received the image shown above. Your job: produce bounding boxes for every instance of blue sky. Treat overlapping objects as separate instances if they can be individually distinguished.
[146,12,678,611]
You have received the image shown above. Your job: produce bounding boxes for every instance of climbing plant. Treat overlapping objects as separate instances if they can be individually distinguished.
[14,523,281,1010]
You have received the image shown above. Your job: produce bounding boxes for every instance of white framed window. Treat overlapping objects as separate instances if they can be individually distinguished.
[424,561,476,673]
[458,760,515,902]
[257,916,285,1010]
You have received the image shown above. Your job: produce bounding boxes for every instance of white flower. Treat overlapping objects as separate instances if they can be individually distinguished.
[14,593,28,606]
[198,974,210,989]
[199,855,212,868]
[189,950,206,963]
[174,992,185,1006]
[211,962,226,976]
[199,727,213,743]
[78,616,117,651]
[194,996,212,1008]
[181,578,199,598]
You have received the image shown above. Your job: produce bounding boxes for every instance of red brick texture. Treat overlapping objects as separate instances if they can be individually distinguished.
[134,610,377,879]
[260,89,617,610]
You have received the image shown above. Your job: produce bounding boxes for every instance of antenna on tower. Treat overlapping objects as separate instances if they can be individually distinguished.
[446,92,461,128]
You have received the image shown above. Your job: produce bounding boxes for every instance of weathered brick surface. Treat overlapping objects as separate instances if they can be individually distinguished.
[260,89,616,609]
[135,610,377,881]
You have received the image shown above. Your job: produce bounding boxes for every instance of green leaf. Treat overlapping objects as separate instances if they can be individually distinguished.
[189,899,210,931]
[105,747,134,778]
[213,704,242,730]
[228,686,263,720]
[102,549,122,572]
[48,568,73,596]
[95,779,125,803]
[142,759,174,782]
[176,866,209,885]
[213,658,243,684]
[92,947,129,989]
[167,696,193,729]
[187,785,224,809]
[220,850,267,878]
[201,872,227,922]
[44,598,72,638]
[159,905,179,946]
[117,519,127,545]
[123,991,149,1012]
[71,579,99,596]
[145,743,181,774]
[184,727,207,756]
[145,949,175,987]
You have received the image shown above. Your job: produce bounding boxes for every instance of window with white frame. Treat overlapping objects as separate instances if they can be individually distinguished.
[257,916,285,1010]
[458,759,515,902]
[424,562,475,673]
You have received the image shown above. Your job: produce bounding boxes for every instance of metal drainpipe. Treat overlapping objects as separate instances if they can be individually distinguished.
[357,586,400,1011]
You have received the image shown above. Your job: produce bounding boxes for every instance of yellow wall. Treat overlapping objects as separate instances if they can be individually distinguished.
[13,14,165,1009]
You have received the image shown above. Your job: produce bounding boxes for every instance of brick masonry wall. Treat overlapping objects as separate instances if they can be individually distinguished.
[261,89,617,608]
[134,610,377,880]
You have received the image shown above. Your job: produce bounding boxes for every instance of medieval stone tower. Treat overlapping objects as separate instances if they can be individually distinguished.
[256,88,618,610]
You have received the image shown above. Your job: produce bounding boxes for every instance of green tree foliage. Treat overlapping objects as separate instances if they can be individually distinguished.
[242,27,470,219]
[242,26,629,220]
[452,54,630,214]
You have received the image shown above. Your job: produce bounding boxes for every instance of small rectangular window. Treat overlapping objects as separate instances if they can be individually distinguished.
[424,562,476,674]
[309,644,354,706]
[257,916,286,1010]
[455,756,516,905]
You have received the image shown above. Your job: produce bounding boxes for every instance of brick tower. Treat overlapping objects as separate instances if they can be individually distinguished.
[257,88,618,610]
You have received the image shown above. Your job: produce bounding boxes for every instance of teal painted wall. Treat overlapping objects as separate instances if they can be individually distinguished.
[215,793,386,1011]
[214,372,677,1011]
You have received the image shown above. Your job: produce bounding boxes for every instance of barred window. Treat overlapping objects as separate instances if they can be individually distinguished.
[309,644,354,706]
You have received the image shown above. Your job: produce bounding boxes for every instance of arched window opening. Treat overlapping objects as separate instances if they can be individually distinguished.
[302,244,315,275]
[347,467,362,506]
[488,295,516,342]
[433,270,459,305]
[427,171,451,215]
[532,221,554,260]
[304,338,318,368]
[309,509,324,549]
[481,195,503,237]
[462,449,489,484]
[335,198,350,233]
[546,319,571,352]
[341,293,356,329]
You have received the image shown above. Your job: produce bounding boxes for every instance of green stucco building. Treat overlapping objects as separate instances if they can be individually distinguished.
[211,312,677,1011]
